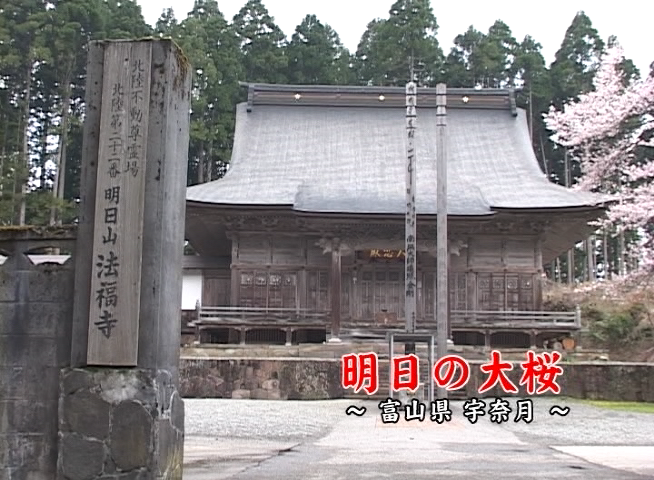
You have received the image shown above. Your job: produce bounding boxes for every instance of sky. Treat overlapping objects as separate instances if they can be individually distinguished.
[137,0,653,75]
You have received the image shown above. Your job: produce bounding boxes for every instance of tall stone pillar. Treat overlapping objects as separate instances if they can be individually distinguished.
[59,40,191,480]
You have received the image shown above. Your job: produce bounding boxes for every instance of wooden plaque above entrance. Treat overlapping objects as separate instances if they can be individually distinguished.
[358,249,406,262]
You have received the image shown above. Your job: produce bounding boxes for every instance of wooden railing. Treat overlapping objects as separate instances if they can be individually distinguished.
[193,305,330,326]
[449,309,581,329]
[185,304,581,346]
[189,305,330,345]
[189,304,581,331]
[345,309,581,331]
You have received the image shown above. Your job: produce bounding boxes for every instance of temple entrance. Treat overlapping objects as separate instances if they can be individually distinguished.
[357,266,405,323]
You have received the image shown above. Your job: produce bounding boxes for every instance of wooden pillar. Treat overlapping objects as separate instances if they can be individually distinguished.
[436,83,449,400]
[405,81,417,334]
[586,236,595,281]
[329,238,342,342]
[230,234,239,306]
[66,39,191,479]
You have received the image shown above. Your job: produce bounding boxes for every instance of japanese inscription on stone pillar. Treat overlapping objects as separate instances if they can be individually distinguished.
[405,81,417,333]
[87,42,151,365]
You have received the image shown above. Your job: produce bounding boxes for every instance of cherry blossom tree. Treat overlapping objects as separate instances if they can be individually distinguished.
[544,46,654,283]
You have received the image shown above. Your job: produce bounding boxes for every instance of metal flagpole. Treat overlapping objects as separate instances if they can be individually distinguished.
[435,83,448,399]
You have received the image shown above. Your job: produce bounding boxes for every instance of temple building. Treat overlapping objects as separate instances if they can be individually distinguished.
[183,83,606,347]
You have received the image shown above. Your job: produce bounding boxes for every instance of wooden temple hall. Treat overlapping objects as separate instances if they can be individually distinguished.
[183,83,606,348]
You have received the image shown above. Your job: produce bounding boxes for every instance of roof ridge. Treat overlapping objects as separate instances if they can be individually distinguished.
[242,82,517,115]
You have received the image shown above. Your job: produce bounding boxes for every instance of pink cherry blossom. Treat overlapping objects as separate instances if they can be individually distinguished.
[544,46,654,282]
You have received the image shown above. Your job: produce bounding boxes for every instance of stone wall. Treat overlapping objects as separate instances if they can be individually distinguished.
[180,358,343,400]
[0,241,75,480]
[58,369,184,480]
[180,357,654,403]
[460,361,654,401]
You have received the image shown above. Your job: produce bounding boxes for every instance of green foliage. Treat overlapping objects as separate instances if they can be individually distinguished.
[0,0,150,226]
[233,0,287,83]
[587,307,639,345]
[575,399,654,413]
[0,0,650,234]
[581,299,649,346]
[550,11,605,107]
[171,0,244,184]
[286,14,354,85]
[355,0,443,86]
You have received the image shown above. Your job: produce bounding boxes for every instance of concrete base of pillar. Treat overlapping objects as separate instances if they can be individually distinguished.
[57,368,184,480]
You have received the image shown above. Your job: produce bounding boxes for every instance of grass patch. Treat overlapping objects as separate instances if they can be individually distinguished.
[574,399,654,414]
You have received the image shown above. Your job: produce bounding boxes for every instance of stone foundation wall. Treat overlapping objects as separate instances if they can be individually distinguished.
[461,361,654,401]
[0,252,75,480]
[180,358,343,400]
[58,368,184,480]
[180,357,654,402]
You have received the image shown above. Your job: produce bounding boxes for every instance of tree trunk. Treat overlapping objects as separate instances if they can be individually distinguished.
[11,117,22,224]
[528,87,533,142]
[206,140,214,182]
[19,60,32,225]
[0,112,7,200]
[564,150,574,283]
[539,135,549,179]
[50,84,71,226]
[602,229,613,280]
[39,121,49,191]
[586,236,594,282]
[618,230,626,276]
[197,143,206,184]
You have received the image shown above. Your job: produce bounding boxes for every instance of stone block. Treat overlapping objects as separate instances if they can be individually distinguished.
[170,392,184,432]
[155,419,183,479]
[62,369,92,395]
[110,401,153,471]
[231,389,250,399]
[0,335,57,367]
[243,378,260,391]
[250,388,269,400]
[267,389,282,400]
[60,434,104,480]
[0,303,62,336]
[3,366,60,401]
[63,390,111,440]
[99,371,157,407]
[28,265,74,303]
[0,400,52,433]
[262,379,279,390]
[0,434,51,469]
[117,469,148,480]
[156,370,174,411]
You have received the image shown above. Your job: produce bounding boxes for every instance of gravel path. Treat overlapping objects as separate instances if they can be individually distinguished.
[183,397,654,480]
[498,397,654,446]
[185,397,654,445]
[185,398,350,441]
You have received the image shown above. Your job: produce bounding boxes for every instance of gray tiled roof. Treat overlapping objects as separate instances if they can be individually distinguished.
[186,102,606,215]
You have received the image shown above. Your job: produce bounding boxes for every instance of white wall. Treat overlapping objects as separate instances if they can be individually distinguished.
[182,273,203,310]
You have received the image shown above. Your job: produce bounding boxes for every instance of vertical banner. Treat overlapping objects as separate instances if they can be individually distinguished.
[87,42,151,365]
[405,82,417,333]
